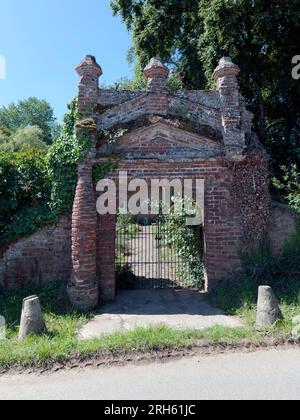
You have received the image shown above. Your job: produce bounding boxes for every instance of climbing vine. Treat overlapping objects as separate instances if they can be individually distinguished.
[159,196,204,288]
[273,164,300,215]
[229,152,271,249]
[0,98,118,246]
[47,99,92,215]
[93,160,119,184]
[0,148,55,245]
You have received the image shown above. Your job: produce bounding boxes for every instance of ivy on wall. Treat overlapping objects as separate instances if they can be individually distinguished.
[93,161,119,184]
[273,165,300,215]
[0,148,54,245]
[0,98,117,246]
[229,152,271,250]
[159,197,204,288]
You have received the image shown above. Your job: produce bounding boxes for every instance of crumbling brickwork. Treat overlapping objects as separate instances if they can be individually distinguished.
[0,55,296,310]
[83,55,268,305]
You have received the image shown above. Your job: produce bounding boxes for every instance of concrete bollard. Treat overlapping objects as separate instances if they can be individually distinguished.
[19,296,46,340]
[0,315,5,340]
[292,316,300,341]
[255,286,283,330]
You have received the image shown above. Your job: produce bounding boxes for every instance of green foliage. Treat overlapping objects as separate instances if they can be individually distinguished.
[273,165,300,214]
[240,240,277,280]
[198,0,300,166]
[47,134,84,215]
[0,282,254,369]
[0,97,118,246]
[0,126,48,152]
[93,161,119,184]
[0,125,12,138]
[108,74,147,91]
[240,229,300,283]
[0,99,79,243]
[208,272,300,337]
[209,234,300,334]
[110,0,205,89]
[0,97,60,144]
[115,214,138,289]
[0,205,58,247]
[0,125,12,150]
[0,148,51,241]
[63,97,79,137]
[0,279,296,369]
[117,214,140,239]
[111,0,300,174]
[117,213,135,232]
[45,100,97,216]
[157,196,204,288]
[280,230,300,276]
[0,151,19,236]
[110,71,183,92]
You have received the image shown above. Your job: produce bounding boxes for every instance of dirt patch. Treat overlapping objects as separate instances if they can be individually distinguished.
[1,339,299,377]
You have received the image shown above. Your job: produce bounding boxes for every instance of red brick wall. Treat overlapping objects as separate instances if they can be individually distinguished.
[97,214,116,301]
[77,55,258,304]
[0,217,71,290]
[96,159,245,291]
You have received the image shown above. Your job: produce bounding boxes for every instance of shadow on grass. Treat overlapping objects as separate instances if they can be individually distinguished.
[208,275,300,317]
[0,281,88,331]
[208,230,300,316]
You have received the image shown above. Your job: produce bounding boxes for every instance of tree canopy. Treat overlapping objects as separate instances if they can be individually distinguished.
[0,97,60,145]
[0,100,76,244]
[0,126,48,152]
[110,0,300,171]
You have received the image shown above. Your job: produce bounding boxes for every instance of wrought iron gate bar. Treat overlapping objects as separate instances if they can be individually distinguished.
[116,215,203,290]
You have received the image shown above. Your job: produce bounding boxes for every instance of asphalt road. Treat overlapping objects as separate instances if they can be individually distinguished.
[1,348,300,400]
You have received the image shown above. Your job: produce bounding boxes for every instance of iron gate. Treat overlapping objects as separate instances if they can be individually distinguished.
[116,215,204,290]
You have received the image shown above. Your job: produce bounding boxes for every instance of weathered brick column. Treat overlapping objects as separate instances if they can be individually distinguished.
[213,57,246,160]
[68,161,99,310]
[67,55,102,311]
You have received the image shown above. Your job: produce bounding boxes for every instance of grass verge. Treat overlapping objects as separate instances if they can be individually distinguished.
[208,274,300,337]
[0,277,299,370]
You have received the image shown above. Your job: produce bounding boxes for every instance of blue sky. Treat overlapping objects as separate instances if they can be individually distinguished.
[0,0,133,121]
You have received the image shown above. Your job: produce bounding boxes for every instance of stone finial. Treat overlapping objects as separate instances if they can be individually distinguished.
[76,55,103,80]
[213,57,240,83]
[144,57,170,91]
[213,57,240,102]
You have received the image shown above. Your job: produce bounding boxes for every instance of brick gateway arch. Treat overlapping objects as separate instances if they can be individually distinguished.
[68,55,271,311]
